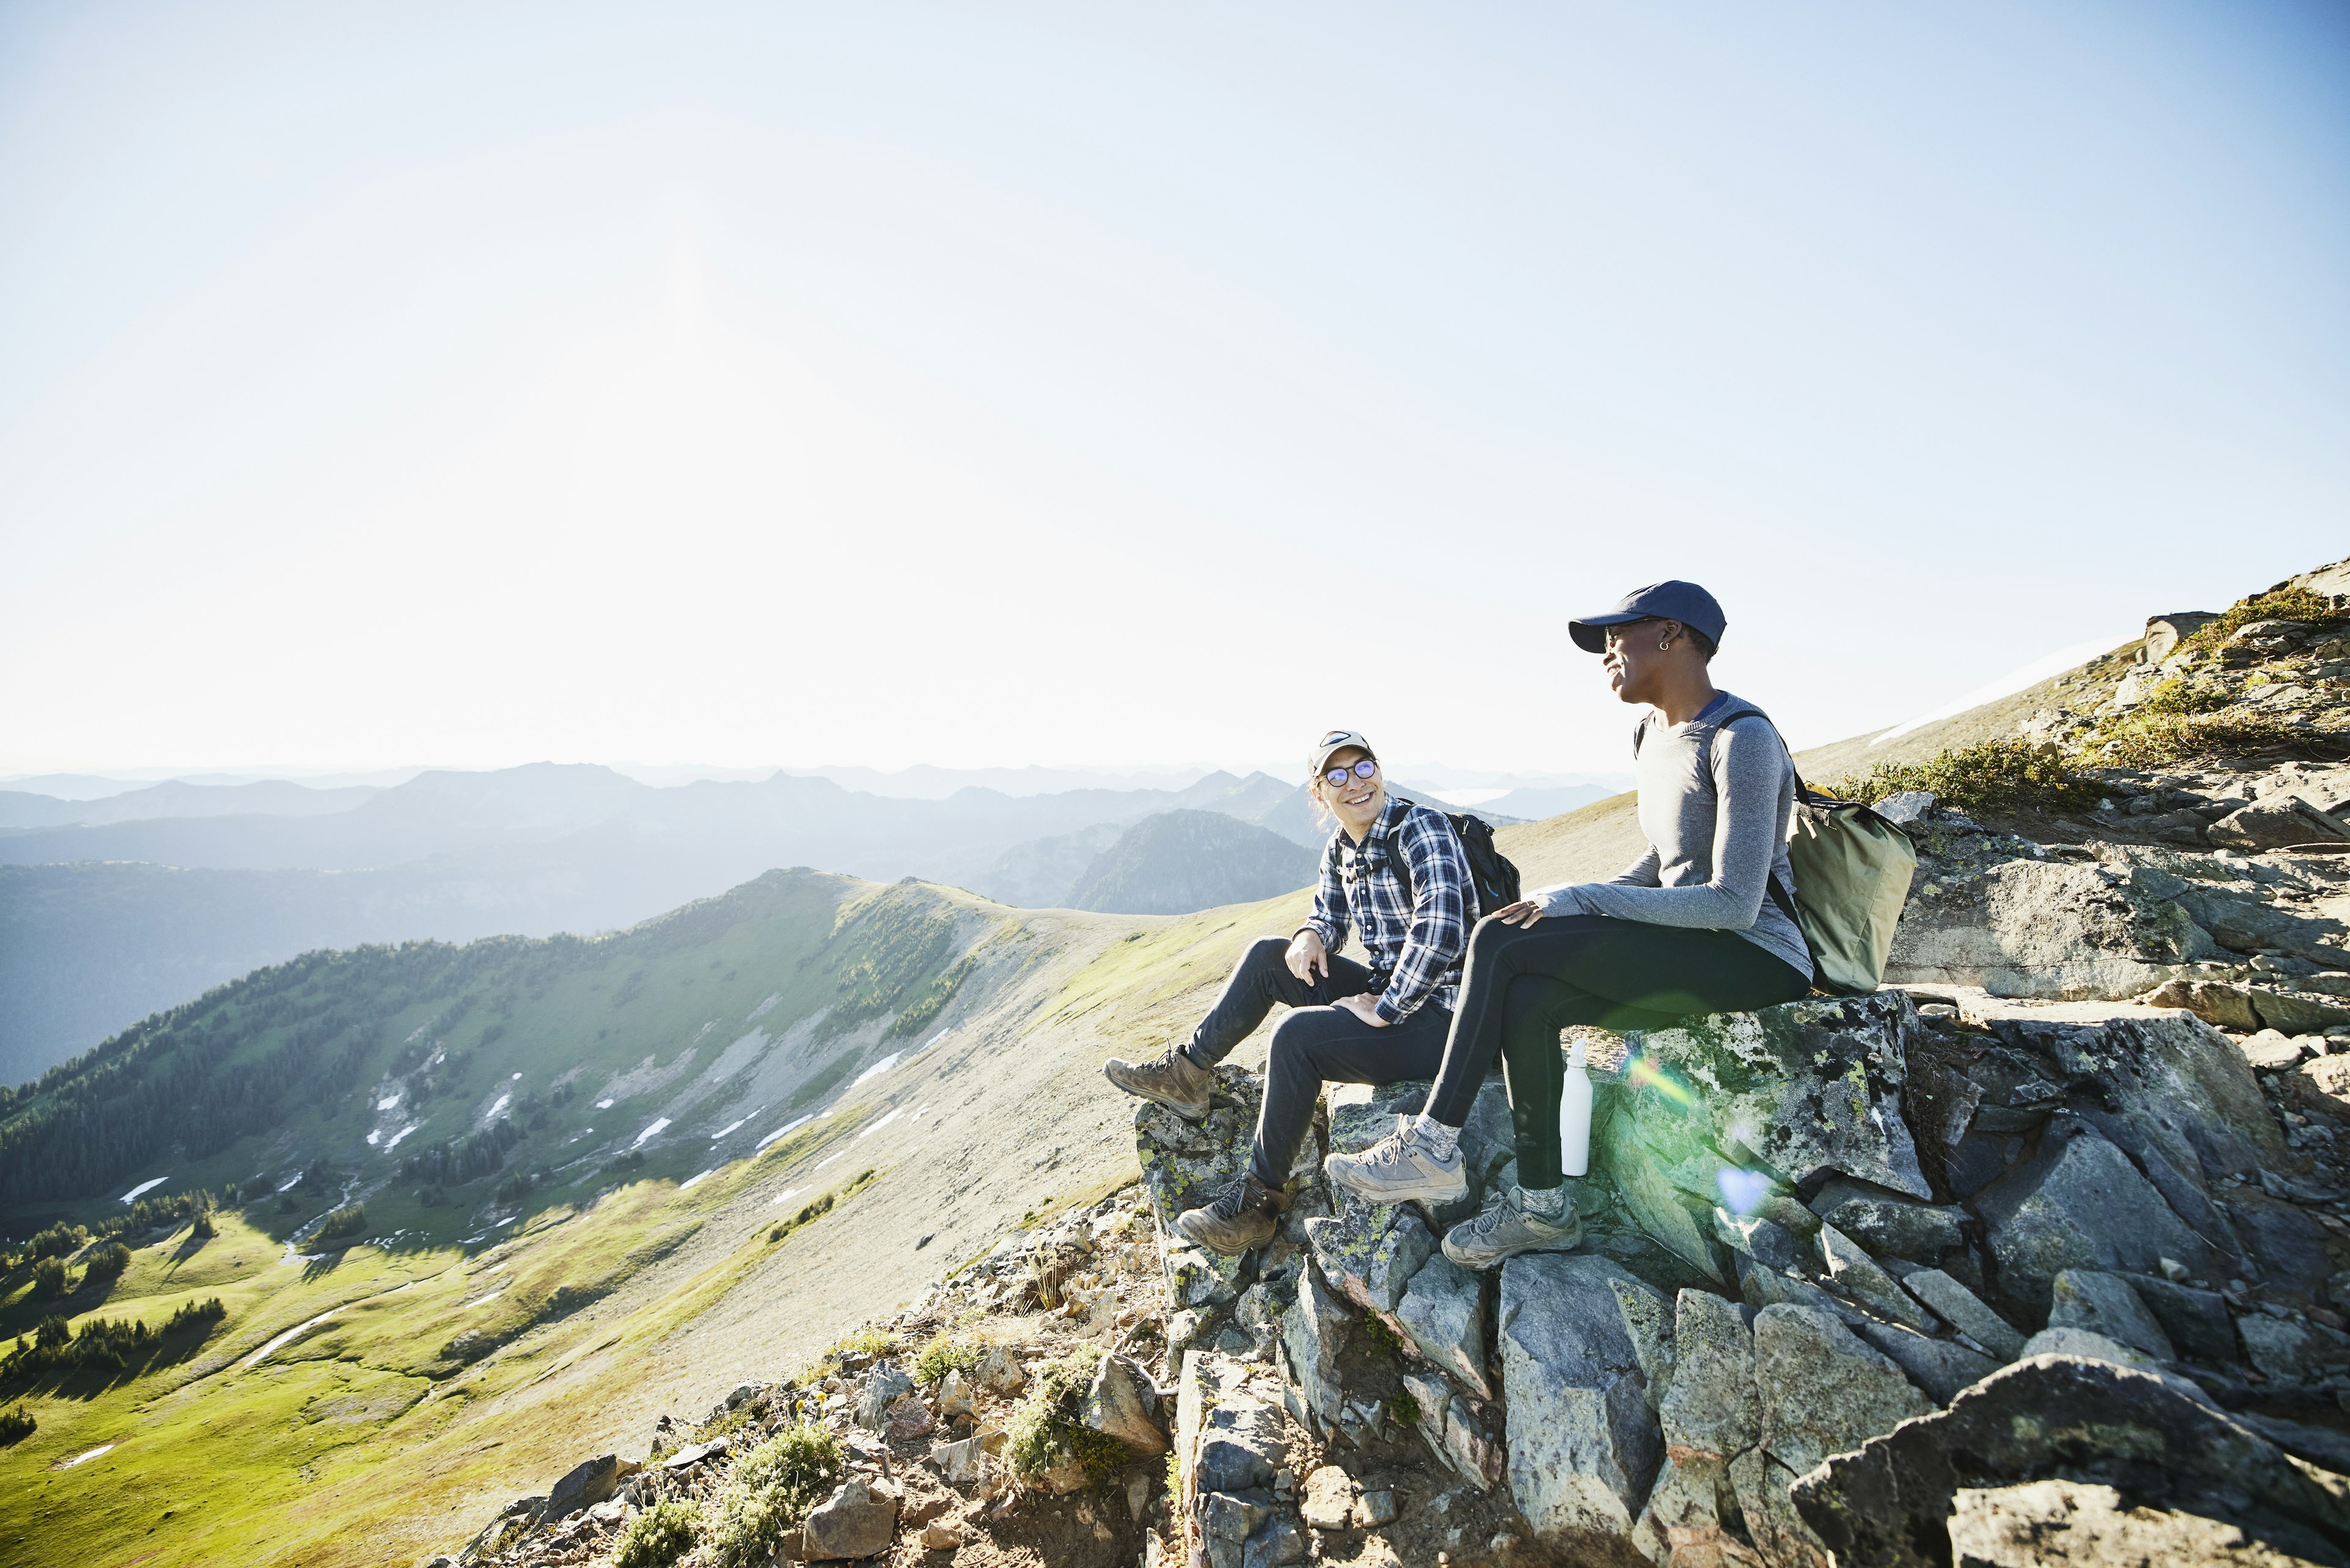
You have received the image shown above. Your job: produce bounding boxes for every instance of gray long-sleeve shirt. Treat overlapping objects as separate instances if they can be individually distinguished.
[1529,690,1813,980]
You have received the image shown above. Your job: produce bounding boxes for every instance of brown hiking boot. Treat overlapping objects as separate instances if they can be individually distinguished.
[1174,1175,1285,1256]
[1102,1045,1215,1121]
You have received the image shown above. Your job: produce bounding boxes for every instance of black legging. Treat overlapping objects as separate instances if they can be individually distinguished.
[1422,913,1809,1189]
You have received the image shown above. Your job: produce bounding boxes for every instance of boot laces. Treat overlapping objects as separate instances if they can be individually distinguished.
[1207,1178,1258,1221]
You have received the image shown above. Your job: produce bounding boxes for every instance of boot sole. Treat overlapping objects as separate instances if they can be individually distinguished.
[1101,1064,1210,1122]
[1322,1157,1469,1208]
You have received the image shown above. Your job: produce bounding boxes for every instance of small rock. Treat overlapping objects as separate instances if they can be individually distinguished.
[920,1519,963,1549]
[1815,1221,1938,1332]
[1753,1304,1934,1476]
[1354,1488,1398,1526]
[1807,1177,1968,1261]
[1874,791,1938,825]
[885,1391,936,1441]
[1278,1261,1352,1425]
[1901,1268,2026,1361]
[1300,1465,1356,1531]
[857,1362,916,1430]
[974,1343,1026,1396]
[2049,1269,2177,1361]
[1084,1353,1168,1454]
[928,1429,1001,1484]
[934,1370,974,1419]
[545,1454,621,1517]
[1851,1318,2000,1403]
[2240,1029,2314,1070]
[2237,1314,2318,1382]
[801,1476,899,1560]
[1395,1254,1491,1398]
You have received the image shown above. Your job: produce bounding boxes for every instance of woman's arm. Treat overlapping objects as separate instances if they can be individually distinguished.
[1535,720,1785,929]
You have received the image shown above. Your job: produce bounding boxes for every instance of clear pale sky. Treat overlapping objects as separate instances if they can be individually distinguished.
[2,2,2344,777]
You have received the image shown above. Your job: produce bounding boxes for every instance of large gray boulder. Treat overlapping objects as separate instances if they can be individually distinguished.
[1394,1253,1490,1398]
[1598,993,1932,1280]
[1792,1354,2350,1568]
[1497,1253,1665,1549]
[1971,1121,2215,1308]
[1850,1319,2001,1404]
[1884,857,2214,1001]
[1751,1304,1934,1476]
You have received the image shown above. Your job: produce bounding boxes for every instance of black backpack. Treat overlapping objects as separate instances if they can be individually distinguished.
[1384,805,1522,919]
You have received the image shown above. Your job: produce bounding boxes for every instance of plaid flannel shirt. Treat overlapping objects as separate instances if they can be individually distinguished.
[1297,796,1473,1022]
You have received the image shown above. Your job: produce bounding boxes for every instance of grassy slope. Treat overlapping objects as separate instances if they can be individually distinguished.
[0,872,1303,1567]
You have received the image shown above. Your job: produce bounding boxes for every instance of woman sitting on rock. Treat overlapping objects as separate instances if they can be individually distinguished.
[1326,580,1813,1267]
[1100,729,1475,1255]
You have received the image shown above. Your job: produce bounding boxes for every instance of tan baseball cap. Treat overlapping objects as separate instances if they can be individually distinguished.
[1309,730,1377,780]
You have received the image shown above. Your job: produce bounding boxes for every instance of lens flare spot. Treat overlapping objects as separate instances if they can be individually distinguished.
[1718,1168,1772,1216]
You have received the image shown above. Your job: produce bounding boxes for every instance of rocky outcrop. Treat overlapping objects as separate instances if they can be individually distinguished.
[1793,1354,2350,1568]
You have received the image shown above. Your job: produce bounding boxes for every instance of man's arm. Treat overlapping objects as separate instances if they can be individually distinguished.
[1298,835,1348,952]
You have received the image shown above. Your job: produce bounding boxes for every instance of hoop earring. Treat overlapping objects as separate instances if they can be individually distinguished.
[1658,637,1673,652]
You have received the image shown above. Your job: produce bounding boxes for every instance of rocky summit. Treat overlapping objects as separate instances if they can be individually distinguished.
[422,558,2350,1564]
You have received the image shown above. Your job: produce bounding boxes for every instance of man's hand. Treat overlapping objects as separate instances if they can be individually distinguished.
[1333,993,1389,1028]
[1492,899,1545,928]
[1286,928,1330,983]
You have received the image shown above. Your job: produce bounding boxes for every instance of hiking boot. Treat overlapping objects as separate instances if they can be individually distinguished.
[1102,1045,1215,1121]
[1174,1175,1285,1256]
[1323,1116,1469,1207]
[1441,1185,1583,1270]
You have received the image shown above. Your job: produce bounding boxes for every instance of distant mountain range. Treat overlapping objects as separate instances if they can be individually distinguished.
[0,763,1521,1081]
[1062,810,1320,915]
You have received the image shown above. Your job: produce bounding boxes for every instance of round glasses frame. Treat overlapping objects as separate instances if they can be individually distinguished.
[1322,758,1379,787]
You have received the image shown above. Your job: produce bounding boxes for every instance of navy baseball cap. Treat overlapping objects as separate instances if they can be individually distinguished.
[1569,580,1727,654]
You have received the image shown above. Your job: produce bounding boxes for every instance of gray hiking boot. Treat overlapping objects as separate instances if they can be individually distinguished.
[1102,1045,1214,1121]
[1174,1174,1285,1256]
[1323,1116,1469,1207]
[1441,1185,1583,1269]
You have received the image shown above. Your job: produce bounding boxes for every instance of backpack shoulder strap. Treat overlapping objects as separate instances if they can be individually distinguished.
[1698,704,1821,805]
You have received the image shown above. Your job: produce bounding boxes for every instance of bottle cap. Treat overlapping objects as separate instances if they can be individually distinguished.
[1568,1037,1587,1069]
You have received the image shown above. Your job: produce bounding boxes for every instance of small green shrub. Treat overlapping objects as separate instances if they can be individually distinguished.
[84,1242,132,1282]
[1388,1388,1422,1427]
[1005,1348,1127,1490]
[707,1424,845,1568]
[613,1496,701,1568]
[1359,1310,1403,1359]
[2090,711,2308,769]
[1822,738,2100,818]
[2133,676,2230,717]
[29,1258,68,1301]
[190,1209,217,1239]
[316,1204,368,1242]
[0,1403,32,1443]
[829,1325,896,1364]
[911,1333,985,1386]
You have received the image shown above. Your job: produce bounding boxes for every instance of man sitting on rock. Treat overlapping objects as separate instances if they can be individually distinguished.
[1100,730,1475,1255]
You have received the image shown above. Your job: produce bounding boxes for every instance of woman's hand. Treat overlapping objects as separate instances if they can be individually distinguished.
[1491,900,1545,928]
[1287,929,1330,983]
[1333,994,1389,1028]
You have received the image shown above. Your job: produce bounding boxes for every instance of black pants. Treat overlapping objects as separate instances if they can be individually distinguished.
[1422,914,1810,1189]
[1187,936,1453,1189]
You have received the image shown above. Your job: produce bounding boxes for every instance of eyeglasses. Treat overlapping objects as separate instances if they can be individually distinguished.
[1602,619,1658,649]
[1322,758,1379,787]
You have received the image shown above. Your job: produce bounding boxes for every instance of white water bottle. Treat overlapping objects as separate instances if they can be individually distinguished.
[1560,1037,1593,1178]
